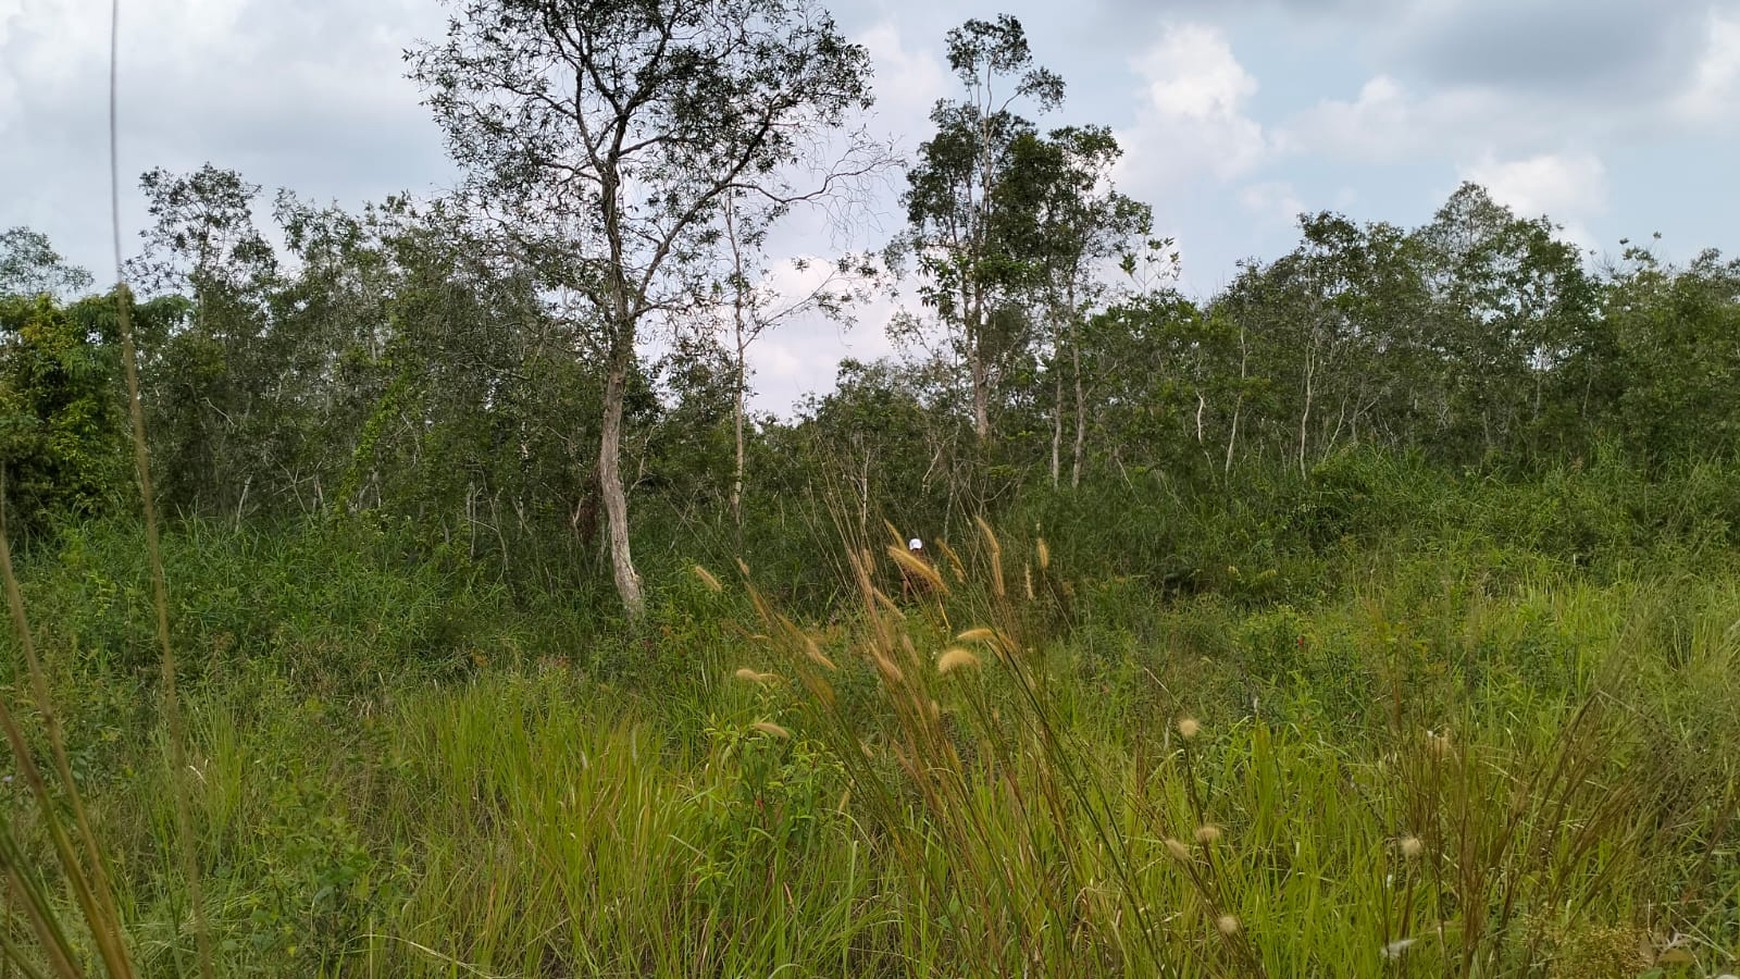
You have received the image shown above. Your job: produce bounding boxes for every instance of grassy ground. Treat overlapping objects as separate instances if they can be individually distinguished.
[5,466,1740,976]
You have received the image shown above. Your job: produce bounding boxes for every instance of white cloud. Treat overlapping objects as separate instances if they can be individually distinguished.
[857,21,951,140]
[1115,23,1269,192]
[1138,24,1257,121]
[0,0,452,278]
[1675,4,1740,123]
[1278,75,1518,163]
[1238,180,1305,225]
[1460,152,1607,218]
[1459,151,1607,249]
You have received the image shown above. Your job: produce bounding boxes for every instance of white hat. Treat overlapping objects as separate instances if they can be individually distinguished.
[908,538,923,550]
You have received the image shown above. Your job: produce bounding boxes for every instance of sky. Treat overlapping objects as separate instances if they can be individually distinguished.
[4,0,1739,412]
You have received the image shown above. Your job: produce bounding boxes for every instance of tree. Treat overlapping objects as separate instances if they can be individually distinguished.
[1602,246,1740,461]
[902,14,1063,446]
[130,165,281,514]
[0,227,94,300]
[716,198,876,532]
[998,125,1153,487]
[408,0,875,617]
[0,293,129,532]
[1414,183,1597,461]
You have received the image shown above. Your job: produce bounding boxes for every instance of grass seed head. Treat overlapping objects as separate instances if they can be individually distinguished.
[887,543,946,594]
[692,564,723,592]
[956,627,997,644]
[872,652,905,685]
[1216,914,1241,936]
[1036,536,1050,570]
[733,667,778,686]
[1425,731,1453,759]
[1177,716,1202,740]
[802,634,837,671]
[1400,836,1424,859]
[1165,838,1192,862]
[937,647,981,675]
[1382,938,1417,959]
[751,721,791,739]
[1195,824,1223,845]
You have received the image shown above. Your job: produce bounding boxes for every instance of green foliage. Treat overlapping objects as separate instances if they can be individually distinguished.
[4,483,1740,975]
[0,226,94,300]
[0,293,130,533]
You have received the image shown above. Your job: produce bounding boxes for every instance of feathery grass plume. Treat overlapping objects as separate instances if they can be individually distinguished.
[935,538,967,582]
[1165,838,1192,862]
[937,647,981,675]
[882,518,903,546]
[1024,563,1034,600]
[1036,536,1050,571]
[872,651,905,686]
[1400,835,1424,859]
[887,543,946,595]
[736,557,752,577]
[1216,914,1241,936]
[1194,824,1223,845]
[801,633,837,671]
[692,564,724,592]
[1424,730,1453,759]
[956,627,997,644]
[751,721,791,739]
[733,667,779,686]
[974,516,1005,598]
[1177,717,1201,740]
[872,588,906,618]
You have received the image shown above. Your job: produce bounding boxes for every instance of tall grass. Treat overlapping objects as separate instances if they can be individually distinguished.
[7,491,1740,975]
[6,456,1740,973]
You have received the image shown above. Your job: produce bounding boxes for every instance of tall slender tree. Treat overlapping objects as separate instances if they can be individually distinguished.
[903,14,1063,446]
[408,0,875,616]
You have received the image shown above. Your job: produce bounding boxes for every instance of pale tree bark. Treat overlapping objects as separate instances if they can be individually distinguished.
[1049,341,1063,489]
[1070,317,1086,489]
[726,200,750,534]
[969,297,991,443]
[599,309,644,615]
[1225,324,1247,475]
[1299,333,1318,479]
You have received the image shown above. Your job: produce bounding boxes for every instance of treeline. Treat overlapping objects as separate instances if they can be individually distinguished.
[3,10,1739,616]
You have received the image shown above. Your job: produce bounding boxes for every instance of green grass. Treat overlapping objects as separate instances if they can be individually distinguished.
[5,462,1740,976]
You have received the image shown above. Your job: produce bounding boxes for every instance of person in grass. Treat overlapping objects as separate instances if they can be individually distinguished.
[901,537,936,601]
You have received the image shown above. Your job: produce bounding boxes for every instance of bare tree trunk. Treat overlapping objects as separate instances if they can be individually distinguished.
[971,347,991,443]
[732,359,746,531]
[1070,314,1087,489]
[1050,342,1063,489]
[858,444,871,541]
[726,200,749,535]
[1299,337,1317,479]
[599,337,644,618]
[1225,325,1247,475]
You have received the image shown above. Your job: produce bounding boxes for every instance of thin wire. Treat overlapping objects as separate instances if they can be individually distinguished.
[110,0,122,282]
[109,2,218,975]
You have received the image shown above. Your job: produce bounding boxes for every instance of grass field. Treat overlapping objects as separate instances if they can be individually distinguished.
[4,466,1740,978]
